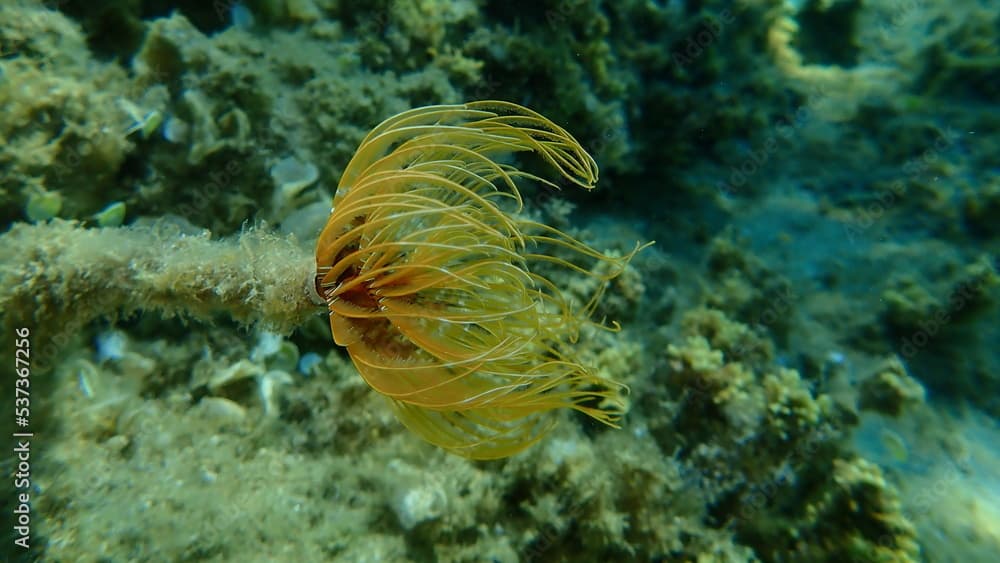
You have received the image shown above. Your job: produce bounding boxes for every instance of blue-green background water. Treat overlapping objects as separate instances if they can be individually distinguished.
[1,1,998,561]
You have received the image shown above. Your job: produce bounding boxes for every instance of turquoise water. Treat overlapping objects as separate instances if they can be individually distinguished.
[1,1,997,561]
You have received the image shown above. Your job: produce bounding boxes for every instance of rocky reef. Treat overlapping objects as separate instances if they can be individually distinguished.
[2,0,998,561]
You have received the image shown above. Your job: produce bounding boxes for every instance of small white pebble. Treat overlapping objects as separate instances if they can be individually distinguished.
[197,397,248,427]
[200,468,218,484]
[104,435,130,452]
[95,330,128,362]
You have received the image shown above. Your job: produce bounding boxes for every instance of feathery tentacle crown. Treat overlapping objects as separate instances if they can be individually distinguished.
[315,101,645,459]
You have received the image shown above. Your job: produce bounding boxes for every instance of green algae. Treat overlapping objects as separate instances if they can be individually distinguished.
[1,0,999,561]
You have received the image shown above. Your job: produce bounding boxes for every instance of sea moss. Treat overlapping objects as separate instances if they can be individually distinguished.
[0,4,133,225]
[4,0,998,560]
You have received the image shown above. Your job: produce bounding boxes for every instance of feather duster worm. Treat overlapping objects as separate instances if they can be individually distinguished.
[315,101,647,459]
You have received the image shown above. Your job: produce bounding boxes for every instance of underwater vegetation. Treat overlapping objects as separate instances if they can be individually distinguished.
[314,101,645,459]
[1,0,998,561]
